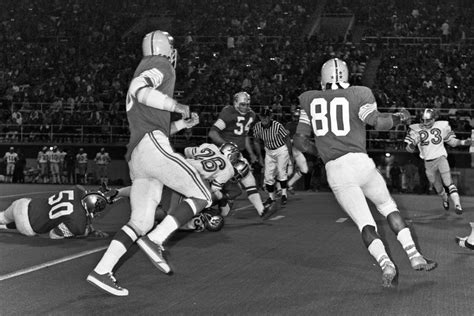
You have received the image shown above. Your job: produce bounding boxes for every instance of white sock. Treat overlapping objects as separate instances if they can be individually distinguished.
[148,215,179,245]
[397,228,421,260]
[94,240,127,274]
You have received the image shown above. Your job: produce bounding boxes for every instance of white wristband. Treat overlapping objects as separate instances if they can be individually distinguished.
[174,119,187,131]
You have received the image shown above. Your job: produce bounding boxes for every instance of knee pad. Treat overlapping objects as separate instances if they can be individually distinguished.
[386,211,407,234]
[447,183,458,195]
[361,225,380,248]
[376,198,398,217]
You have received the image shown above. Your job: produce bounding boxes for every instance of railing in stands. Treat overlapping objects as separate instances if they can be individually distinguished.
[2,105,472,150]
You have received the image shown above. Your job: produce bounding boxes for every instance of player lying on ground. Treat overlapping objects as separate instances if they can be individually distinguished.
[0,185,116,239]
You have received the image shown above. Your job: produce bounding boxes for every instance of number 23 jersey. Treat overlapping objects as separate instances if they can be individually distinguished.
[28,186,88,235]
[405,121,455,160]
[297,86,378,163]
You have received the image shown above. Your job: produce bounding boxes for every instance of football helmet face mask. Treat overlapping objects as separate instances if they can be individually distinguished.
[220,142,240,164]
[233,91,251,114]
[421,108,436,129]
[81,192,108,218]
[321,58,349,90]
[202,213,224,232]
[232,159,250,181]
[142,30,177,68]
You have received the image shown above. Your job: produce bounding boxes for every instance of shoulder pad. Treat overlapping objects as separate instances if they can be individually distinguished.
[409,123,421,131]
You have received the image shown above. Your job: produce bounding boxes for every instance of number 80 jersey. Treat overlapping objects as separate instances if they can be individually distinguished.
[28,186,88,236]
[297,86,378,163]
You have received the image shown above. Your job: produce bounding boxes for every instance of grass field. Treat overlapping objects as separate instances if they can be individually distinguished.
[1,184,474,315]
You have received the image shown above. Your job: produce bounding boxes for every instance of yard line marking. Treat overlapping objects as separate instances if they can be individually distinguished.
[0,191,57,199]
[336,217,348,223]
[270,215,285,221]
[0,246,107,282]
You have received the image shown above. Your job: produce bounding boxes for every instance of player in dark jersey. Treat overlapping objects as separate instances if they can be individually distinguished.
[0,185,111,239]
[87,30,212,297]
[209,92,273,218]
[294,58,437,288]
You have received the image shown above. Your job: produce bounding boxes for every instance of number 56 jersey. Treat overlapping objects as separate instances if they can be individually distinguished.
[297,86,378,163]
[28,186,88,235]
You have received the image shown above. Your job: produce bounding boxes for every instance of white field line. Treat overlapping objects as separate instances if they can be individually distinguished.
[0,246,107,282]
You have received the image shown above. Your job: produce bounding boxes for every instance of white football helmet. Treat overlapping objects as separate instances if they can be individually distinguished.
[142,30,177,68]
[421,108,436,129]
[321,58,349,90]
[233,91,251,114]
[232,159,250,181]
[220,142,240,164]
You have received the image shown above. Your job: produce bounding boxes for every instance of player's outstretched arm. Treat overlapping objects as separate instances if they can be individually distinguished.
[368,108,411,131]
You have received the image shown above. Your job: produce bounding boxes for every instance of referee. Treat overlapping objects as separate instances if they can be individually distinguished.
[252,109,292,205]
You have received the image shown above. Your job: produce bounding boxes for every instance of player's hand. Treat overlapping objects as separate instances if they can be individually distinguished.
[174,103,190,119]
[183,112,199,128]
[89,230,109,238]
[395,108,411,123]
[461,139,472,146]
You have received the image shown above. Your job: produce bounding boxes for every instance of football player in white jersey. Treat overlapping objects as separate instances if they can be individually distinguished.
[3,147,18,183]
[404,108,471,214]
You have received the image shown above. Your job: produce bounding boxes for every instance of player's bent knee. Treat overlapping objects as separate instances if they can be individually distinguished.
[386,211,407,234]
[128,219,153,236]
[376,198,398,217]
[361,225,380,248]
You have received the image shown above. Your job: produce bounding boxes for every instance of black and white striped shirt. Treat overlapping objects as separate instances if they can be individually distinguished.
[252,120,289,150]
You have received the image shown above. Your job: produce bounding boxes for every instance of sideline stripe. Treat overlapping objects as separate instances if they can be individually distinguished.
[336,217,348,223]
[0,191,57,199]
[0,246,107,282]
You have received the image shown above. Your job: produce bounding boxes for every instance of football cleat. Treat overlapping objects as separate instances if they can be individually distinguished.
[260,199,276,220]
[410,255,437,271]
[87,271,129,296]
[455,205,463,215]
[381,262,397,288]
[442,199,449,211]
[455,236,474,250]
[136,236,172,274]
[281,195,287,206]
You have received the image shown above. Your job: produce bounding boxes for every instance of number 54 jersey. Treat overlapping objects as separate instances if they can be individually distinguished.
[297,86,378,163]
[213,105,256,150]
[28,186,88,235]
[404,121,455,160]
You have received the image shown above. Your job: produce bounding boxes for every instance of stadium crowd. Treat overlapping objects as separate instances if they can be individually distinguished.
[0,0,472,145]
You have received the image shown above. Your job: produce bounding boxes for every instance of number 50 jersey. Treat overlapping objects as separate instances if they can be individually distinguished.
[297,86,378,163]
[28,186,89,236]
